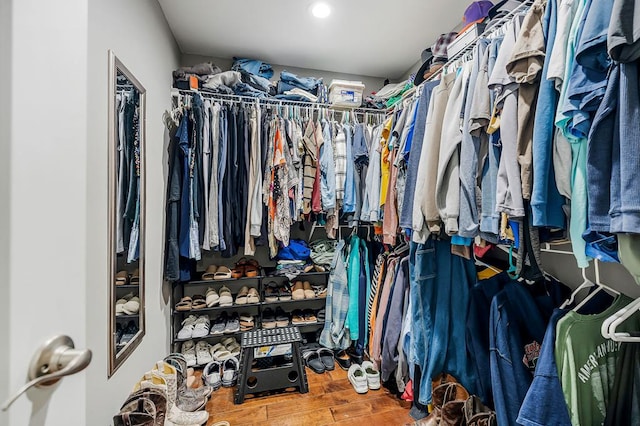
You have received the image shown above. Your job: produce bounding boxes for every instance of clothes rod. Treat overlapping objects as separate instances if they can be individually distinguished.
[423,0,534,84]
[173,89,388,115]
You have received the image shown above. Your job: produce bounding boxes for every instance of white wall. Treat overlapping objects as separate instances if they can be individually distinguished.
[0,0,12,424]
[85,0,180,423]
[181,53,387,97]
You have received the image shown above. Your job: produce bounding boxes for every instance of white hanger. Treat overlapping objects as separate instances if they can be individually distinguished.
[602,297,640,342]
[573,260,620,312]
[560,267,595,309]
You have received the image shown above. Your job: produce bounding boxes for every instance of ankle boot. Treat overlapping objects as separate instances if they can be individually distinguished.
[165,356,212,399]
[464,395,496,426]
[441,400,465,426]
[122,388,167,426]
[152,362,207,412]
[420,382,470,426]
[135,373,209,426]
[114,397,156,426]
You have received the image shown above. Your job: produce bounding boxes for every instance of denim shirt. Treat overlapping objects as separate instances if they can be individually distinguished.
[319,119,336,211]
[343,124,357,213]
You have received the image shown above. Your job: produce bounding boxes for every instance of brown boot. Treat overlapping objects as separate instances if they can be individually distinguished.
[464,395,497,426]
[418,382,470,425]
[113,397,157,426]
[441,400,466,426]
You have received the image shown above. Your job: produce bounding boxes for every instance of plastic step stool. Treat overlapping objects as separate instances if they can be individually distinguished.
[234,327,309,404]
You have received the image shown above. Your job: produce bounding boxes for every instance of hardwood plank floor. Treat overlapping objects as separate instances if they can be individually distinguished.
[202,366,415,425]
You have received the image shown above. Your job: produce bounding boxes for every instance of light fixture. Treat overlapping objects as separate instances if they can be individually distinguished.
[311,2,331,18]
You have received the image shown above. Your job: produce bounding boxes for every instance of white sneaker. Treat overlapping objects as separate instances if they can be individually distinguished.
[191,315,210,338]
[177,315,198,340]
[361,361,381,390]
[203,360,222,390]
[221,356,239,387]
[348,364,369,394]
[195,341,213,366]
[181,340,197,367]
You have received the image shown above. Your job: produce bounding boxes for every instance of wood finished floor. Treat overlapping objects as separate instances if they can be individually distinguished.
[201,366,415,426]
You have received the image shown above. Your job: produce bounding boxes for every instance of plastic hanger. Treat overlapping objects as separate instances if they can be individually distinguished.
[602,297,640,342]
[506,245,518,279]
[559,267,594,309]
[573,260,620,312]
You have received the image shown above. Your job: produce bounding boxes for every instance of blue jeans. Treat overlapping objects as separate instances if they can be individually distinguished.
[232,57,274,79]
[410,238,478,405]
[280,70,321,92]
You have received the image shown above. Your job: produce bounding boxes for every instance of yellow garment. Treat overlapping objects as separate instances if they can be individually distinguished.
[379,117,393,207]
[487,103,502,135]
[477,267,502,280]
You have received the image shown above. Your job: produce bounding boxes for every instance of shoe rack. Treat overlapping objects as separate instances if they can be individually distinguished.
[170,269,329,366]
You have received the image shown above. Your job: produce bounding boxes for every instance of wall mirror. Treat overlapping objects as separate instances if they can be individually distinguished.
[108,51,146,377]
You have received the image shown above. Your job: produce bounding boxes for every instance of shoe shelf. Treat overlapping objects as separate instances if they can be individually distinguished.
[116,314,140,319]
[173,302,262,315]
[116,284,141,290]
[171,266,330,358]
[262,297,327,305]
[180,275,264,286]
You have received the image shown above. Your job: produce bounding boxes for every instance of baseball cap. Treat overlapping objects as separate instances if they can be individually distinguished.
[458,1,493,35]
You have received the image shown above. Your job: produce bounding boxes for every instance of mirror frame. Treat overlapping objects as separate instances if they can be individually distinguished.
[107,50,146,377]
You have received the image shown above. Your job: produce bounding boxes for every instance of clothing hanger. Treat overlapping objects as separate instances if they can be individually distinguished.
[602,297,640,342]
[559,267,595,309]
[506,245,518,279]
[572,260,620,312]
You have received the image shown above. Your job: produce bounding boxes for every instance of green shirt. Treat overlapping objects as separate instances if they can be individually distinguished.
[555,295,640,426]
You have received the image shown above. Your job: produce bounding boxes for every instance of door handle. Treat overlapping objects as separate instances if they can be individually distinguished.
[2,335,92,411]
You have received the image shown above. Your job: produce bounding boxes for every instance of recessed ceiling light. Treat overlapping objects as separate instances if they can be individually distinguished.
[311,2,331,18]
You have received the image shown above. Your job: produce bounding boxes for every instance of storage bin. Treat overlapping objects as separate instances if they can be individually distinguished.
[447,23,486,59]
[329,79,365,107]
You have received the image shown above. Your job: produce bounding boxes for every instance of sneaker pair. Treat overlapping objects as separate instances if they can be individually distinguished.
[202,356,239,389]
[348,361,380,394]
[209,313,240,335]
[177,315,210,339]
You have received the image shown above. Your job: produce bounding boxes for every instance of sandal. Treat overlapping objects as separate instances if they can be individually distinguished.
[334,350,352,370]
[302,349,326,374]
[243,259,261,278]
[206,287,220,307]
[262,308,276,329]
[303,281,315,299]
[317,348,335,371]
[175,296,193,312]
[191,295,207,310]
[130,269,140,284]
[115,270,128,285]
[264,281,279,303]
[302,309,317,324]
[292,281,305,300]
[278,283,292,301]
[202,265,219,280]
[218,286,233,306]
[239,314,254,331]
[214,266,232,280]
[235,286,249,305]
[123,296,140,315]
[231,258,247,279]
[275,307,290,327]
[247,287,260,304]
[292,309,305,325]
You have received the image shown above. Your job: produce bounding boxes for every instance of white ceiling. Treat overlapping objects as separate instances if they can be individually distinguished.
[157,0,472,80]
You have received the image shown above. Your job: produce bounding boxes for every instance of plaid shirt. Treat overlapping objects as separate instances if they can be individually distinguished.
[431,32,458,59]
[333,123,347,201]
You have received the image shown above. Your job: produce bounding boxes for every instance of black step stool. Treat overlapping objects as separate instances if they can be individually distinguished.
[234,326,309,404]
